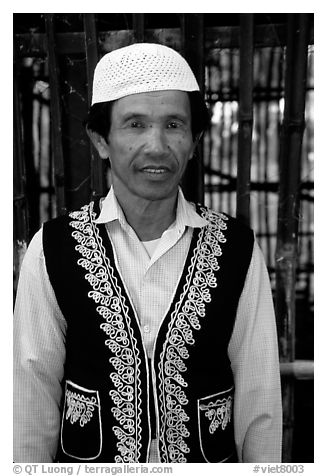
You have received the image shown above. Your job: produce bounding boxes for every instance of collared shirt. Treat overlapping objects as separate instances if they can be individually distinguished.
[94,187,208,358]
[13,187,282,463]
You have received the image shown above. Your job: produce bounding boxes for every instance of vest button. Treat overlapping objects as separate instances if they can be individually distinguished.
[143,325,150,333]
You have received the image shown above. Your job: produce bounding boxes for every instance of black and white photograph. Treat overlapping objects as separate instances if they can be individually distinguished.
[12,12,314,469]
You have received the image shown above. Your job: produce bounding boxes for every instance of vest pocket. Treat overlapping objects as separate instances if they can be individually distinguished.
[61,380,102,460]
[197,386,235,463]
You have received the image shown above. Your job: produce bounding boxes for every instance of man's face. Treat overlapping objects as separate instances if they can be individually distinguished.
[105,90,196,204]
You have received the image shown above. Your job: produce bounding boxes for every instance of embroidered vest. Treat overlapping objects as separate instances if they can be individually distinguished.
[43,200,254,463]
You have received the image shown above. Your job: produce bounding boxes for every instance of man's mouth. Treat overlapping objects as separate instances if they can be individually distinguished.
[140,166,171,174]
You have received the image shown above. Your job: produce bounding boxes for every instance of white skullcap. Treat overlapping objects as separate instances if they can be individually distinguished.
[91,43,200,105]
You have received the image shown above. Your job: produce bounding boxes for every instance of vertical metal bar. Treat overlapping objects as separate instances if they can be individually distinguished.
[206,64,213,209]
[256,52,264,247]
[236,14,254,226]
[275,13,309,462]
[216,55,223,211]
[133,13,145,42]
[13,71,28,236]
[228,50,233,214]
[84,14,99,107]
[181,13,205,204]
[220,102,226,212]
[19,59,40,236]
[45,14,67,215]
[264,47,275,268]
[83,13,106,200]
[253,100,260,238]
[13,61,29,293]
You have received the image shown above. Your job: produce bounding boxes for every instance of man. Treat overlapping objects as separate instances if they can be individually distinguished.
[14,43,282,463]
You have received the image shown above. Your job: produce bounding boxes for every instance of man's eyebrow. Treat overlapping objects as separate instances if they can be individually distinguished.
[119,111,190,124]
[165,113,189,122]
[121,113,146,121]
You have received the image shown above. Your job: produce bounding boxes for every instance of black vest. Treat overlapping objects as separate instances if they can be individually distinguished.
[43,200,254,463]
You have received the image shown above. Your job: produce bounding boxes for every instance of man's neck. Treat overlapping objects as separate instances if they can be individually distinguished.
[114,188,178,242]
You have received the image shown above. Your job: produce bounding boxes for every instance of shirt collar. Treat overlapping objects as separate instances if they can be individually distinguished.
[94,186,208,229]
[175,188,208,229]
[94,187,122,225]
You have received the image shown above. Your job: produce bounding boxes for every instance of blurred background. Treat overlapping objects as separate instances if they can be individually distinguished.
[13,13,314,462]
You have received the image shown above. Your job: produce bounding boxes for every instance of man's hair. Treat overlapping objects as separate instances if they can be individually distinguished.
[85,91,211,142]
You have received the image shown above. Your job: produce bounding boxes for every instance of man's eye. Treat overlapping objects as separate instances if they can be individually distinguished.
[130,121,144,128]
[167,121,180,129]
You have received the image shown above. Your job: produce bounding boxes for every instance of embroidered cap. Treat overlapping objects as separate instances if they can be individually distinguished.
[91,43,200,105]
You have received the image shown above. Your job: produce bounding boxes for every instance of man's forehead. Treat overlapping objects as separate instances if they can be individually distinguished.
[111,90,191,116]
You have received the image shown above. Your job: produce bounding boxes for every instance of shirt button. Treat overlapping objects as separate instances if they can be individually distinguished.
[143,325,150,334]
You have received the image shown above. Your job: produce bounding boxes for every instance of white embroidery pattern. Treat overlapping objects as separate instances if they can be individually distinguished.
[158,207,228,462]
[65,390,97,427]
[69,204,143,463]
[199,396,232,434]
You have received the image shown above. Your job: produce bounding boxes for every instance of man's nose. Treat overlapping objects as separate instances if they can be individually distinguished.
[143,126,168,155]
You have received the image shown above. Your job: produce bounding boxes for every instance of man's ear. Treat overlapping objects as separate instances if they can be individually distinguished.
[86,128,110,160]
